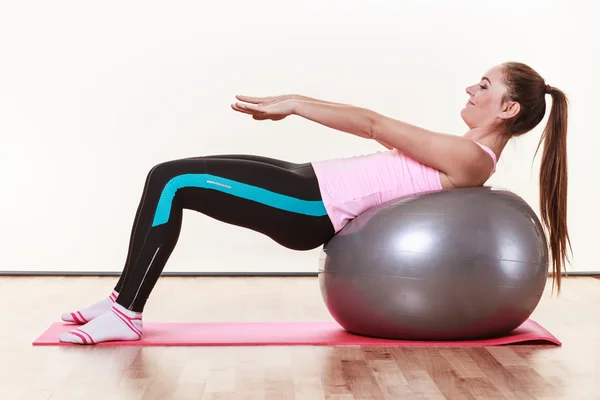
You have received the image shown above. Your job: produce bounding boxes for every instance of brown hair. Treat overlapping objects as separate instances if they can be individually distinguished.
[501,62,572,293]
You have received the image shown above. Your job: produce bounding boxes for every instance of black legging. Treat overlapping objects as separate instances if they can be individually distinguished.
[113,154,335,312]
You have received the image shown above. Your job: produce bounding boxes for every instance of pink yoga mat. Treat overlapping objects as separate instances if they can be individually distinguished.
[33,319,560,347]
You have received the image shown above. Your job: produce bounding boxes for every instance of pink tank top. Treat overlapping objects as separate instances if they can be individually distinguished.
[311,141,497,233]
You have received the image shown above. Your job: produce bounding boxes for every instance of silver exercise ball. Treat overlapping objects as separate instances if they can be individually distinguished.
[318,186,548,341]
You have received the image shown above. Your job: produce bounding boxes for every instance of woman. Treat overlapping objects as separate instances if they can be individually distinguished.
[59,61,571,344]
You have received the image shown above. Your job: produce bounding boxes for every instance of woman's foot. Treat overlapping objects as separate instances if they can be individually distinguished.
[59,303,142,345]
[61,290,119,324]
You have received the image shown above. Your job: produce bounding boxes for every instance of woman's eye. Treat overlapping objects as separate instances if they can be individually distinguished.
[479,84,486,89]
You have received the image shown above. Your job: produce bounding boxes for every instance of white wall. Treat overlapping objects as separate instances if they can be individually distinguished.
[1,0,597,273]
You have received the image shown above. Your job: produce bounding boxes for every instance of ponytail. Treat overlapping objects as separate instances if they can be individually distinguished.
[533,86,572,293]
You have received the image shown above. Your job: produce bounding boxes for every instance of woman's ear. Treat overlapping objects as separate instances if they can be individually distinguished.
[498,100,520,121]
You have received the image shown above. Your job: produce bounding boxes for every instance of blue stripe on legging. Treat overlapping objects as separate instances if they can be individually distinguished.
[152,173,328,227]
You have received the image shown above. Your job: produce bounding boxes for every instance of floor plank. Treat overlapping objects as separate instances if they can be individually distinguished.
[1,276,599,399]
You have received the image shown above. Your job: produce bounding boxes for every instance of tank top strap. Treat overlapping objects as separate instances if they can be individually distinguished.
[473,141,497,177]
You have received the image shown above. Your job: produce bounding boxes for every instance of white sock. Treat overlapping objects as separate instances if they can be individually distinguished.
[61,290,119,324]
[59,303,143,345]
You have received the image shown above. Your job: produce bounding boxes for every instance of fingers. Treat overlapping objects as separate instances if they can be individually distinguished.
[236,95,273,104]
[232,104,280,121]
[232,102,275,121]
[231,102,259,115]
[232,101,286,121]
[231,104,253,115]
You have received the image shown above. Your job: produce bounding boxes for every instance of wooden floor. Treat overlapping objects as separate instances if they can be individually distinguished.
[1,276,599,399]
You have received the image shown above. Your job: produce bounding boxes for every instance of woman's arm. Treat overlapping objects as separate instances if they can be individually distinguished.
[294,95,350,106]
[293,100,376,140]
[293,100,484,185]
[294,96,393,149]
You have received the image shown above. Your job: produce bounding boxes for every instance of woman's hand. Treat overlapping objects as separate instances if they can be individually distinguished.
[231,95,298,121]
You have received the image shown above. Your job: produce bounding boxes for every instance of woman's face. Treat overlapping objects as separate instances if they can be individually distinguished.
[461,65,517,130]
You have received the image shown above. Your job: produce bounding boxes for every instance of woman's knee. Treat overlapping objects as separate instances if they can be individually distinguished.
[145,158,209,196]
[146,159,188,184]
